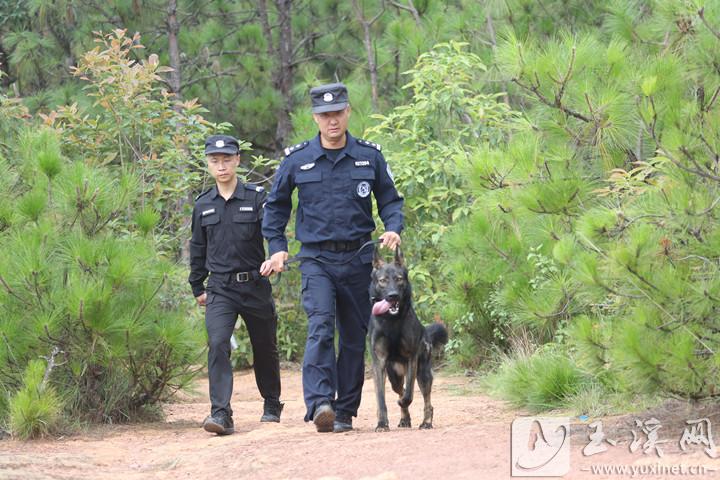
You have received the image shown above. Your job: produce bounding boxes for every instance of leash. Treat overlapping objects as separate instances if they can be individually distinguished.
[270,239,382,286]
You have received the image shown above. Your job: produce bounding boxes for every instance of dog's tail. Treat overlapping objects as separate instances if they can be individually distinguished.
[425,322,448,349]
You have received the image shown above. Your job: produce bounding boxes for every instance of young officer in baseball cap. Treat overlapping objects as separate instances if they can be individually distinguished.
[189,134,283,435]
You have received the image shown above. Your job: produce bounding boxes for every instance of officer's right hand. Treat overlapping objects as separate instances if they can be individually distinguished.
[260,251,288,276]
[196,292,207,306]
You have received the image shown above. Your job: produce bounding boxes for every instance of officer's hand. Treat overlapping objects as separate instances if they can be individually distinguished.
[260,251,289,276]
[379,231,401,250]
[196,292,207,306]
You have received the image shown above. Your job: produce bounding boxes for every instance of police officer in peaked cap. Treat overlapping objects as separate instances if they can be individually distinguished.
[260,83,404,433]
[189,134,283,435]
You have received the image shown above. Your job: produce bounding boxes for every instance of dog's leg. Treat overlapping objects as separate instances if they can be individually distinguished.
[398,405,411,428]
[397,356,417,429]
[372,353,390,432]
[417,357,434,429]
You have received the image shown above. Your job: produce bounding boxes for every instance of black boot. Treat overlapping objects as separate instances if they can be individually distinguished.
[333,412,353,433]
[313,402,335,433]
[203,411,234,435]
[260,399,284,423]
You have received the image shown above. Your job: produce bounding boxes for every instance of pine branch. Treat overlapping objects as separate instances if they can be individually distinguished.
[40,346,62,389]
[130,274,167,326]
[0,274,31,306]
[181,68,243,89]
[599,282,644,299]
[698,8,720,42]
[679,146,720,182]
[555,45,576,108]
[388,0,421,26]
[512,76,592,123]
[639,96,720,183]
[703,86,720,113]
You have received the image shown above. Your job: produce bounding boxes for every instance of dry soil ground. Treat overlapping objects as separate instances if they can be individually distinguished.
[1,367,719,479]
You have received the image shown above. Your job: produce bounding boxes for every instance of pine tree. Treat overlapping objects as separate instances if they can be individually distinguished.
[443,0,720,400]
[0,125,206,437]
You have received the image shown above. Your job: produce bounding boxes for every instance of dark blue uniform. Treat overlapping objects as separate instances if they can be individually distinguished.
[190,182,281,419]
[262,132,404,421]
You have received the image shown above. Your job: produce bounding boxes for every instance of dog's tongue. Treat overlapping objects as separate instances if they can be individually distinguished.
[372,300,391,316]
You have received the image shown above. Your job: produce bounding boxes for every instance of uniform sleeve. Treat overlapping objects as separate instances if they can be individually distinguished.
[373,152,404,234]
[188,206,209,297]
[256,189,267,221]
[261,159,294,255]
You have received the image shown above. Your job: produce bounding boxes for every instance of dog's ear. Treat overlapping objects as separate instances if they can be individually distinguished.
[373,245,385,269]
[394,246,404,267]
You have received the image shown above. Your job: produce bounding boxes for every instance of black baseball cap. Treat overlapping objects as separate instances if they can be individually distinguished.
[310,83,349,113]
[205,135,239,155]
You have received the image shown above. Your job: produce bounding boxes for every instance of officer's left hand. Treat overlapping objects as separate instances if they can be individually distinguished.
[260,251,288,276]
[379,231,401,250]
[196,292,207,306]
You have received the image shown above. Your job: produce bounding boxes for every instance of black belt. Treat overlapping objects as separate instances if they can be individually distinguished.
[211,270,261,283]
[310,236,371,253]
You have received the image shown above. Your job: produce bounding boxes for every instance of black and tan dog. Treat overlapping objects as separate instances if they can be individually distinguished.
[368,246,448,431]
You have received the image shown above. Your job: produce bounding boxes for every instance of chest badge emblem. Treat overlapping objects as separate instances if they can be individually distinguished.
[357,181,371,198]
[300,162,315,171]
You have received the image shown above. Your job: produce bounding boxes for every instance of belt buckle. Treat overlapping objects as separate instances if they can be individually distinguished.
[235,272,250,283]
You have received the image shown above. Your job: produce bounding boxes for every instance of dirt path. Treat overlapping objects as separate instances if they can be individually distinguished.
[1,368,719,479]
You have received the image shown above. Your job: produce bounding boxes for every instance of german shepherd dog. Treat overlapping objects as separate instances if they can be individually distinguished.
[368,246,448,431]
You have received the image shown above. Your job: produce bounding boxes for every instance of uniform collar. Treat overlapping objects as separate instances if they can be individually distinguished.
[309,132,358,161]
[209,180,245,200]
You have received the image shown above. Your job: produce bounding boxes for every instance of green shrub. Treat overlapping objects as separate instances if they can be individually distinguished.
[488,349,587,412]
[9,360,62,439]
[1,127,204,431]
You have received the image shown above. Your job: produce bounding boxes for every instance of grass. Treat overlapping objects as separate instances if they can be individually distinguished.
[9,360,62,439]
[485,348,587,413]
[483,346,664,417]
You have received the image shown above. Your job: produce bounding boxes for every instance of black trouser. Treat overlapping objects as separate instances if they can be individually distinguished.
[205,274,280,417]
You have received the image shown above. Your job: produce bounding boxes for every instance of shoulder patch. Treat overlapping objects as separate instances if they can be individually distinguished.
[195,188,212,201]
[245,183,264,193]
[357,138,382,151]
[283,141,310,156]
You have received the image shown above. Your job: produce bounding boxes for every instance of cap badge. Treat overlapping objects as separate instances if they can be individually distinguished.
[323,92,334,102]
[215,140,225,148]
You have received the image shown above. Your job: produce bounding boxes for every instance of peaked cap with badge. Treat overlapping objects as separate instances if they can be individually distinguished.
[205,135,240,155]
[310,83,349,113]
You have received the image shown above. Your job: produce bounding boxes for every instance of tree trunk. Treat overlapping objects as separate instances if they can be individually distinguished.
[274,0,294,151]
[257,0,275,58]
[167,0,182,101]
[0,41,12,87]
[352,0,384,112]
[258,0,294,152]
[166,0,191,262]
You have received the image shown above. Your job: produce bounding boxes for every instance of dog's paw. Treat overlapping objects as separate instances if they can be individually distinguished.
[419,422,433,430]
[398,419,411,428]
[375,424,390,432]
[397,397,412,408]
